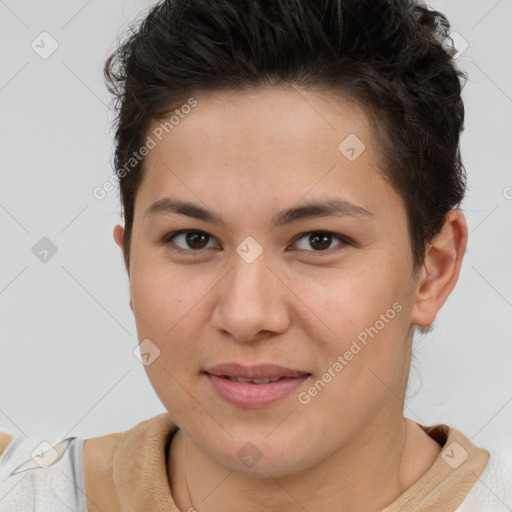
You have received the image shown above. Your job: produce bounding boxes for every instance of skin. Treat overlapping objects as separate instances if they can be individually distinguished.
[113,86,468,512]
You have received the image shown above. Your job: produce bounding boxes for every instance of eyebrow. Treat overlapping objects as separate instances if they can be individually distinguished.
[143,197,374,228]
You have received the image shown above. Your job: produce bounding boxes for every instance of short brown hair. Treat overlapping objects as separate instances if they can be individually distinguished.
[104,0,467,272]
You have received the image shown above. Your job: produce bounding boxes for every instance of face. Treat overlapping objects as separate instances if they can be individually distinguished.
[119,86,423,477]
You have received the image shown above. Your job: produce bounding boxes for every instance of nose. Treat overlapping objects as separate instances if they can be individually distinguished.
[211,250,290,342]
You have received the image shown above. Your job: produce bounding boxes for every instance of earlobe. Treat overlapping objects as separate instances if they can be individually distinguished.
[411,209,468,327]
[113,224,125,250]
[113,223,130,273]
[113,223,132,302]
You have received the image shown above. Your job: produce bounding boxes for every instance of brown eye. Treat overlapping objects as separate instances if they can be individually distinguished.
[184,231,209,249]
[309,232,333,250]
[164,230,217,252]
[292,231,349,253]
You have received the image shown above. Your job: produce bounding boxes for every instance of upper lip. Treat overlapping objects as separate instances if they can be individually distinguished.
[204,363,310,379]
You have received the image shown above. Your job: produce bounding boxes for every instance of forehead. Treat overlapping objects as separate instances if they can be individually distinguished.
[149,86,374,156]
[136,86,401,224]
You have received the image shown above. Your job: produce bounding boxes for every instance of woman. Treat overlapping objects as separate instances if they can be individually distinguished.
[0,0,510,510]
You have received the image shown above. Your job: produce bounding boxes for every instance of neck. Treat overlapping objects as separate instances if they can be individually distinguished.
[168,414,441,512]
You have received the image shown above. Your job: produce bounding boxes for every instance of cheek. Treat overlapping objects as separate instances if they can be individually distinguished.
[130,260,211,370]
[293,258,406,344]
[129,256,197,335]
[291,255,412,404]
[130,264,203,415]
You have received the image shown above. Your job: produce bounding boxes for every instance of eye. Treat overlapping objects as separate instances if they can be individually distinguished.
[163,230,219,253]
[162,229,351,255]
[290,231,350,254]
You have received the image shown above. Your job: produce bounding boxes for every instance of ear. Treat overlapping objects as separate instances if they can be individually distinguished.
[113,224,133,311]
[113,224,124,250]
[411,209,468,327]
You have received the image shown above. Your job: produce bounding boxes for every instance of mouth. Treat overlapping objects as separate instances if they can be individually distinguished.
[219,376,288,384]
[204,362,310,379]
[203,363,311,408]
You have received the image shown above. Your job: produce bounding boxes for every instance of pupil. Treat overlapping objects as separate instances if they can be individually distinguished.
[187,231,208,249]
[310,232,331,250]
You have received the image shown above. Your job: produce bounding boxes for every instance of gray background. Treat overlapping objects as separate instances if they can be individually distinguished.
[0,0,511,455]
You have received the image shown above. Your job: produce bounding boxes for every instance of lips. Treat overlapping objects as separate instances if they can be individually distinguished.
[203,363,311,408]
[204,362,310,380]
[222,376,283,384]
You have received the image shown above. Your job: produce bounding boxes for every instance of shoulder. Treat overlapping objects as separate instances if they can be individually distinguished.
[0,428,87,512]
[82,413,176,512]
[0,431,13,458]
[0,414,176,512]
[456,445,512,512]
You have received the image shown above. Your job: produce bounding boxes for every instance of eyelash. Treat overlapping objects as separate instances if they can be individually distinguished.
[161,230,352,256]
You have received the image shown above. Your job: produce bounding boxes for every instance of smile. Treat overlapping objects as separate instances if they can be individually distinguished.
[204,372,311,408]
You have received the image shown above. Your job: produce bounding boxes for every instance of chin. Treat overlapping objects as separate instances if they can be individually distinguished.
[202,434,318,479]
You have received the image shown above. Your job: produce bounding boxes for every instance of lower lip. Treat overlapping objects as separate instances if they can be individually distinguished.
[205,373,310,409]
